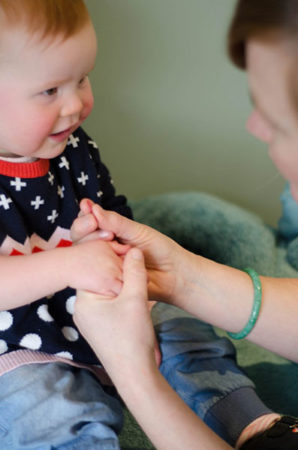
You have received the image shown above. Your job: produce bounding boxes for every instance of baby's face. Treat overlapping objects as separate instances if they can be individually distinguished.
[0,21,97,158]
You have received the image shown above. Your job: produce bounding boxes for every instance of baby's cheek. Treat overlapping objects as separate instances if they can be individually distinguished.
[34,117,57,140]
[20,114,55,151]
[80,90,94,123]
[81,101,94,123]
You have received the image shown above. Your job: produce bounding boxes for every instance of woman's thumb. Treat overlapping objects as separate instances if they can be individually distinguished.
[92,204,138,243]
[121,248,147,297]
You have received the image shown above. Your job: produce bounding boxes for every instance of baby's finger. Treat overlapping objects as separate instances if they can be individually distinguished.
[80,198,94,214]
[110,240,131,256]
[110,279,124,296]
[91,279,123,298]
[74,230,115,245]
[71,213,97,242]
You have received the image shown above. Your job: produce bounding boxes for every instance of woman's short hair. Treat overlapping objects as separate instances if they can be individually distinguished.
[228,0,298,69]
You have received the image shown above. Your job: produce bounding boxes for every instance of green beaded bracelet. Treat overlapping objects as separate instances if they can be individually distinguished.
[227,268,262,340]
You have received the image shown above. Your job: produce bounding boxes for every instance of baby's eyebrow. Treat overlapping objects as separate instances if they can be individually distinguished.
[36,78,68,90]
[36,62,96,92]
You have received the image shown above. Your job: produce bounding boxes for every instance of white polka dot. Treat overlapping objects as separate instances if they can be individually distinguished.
[0,340,8,354]
[37,305,54,322]
[0,311,13,331]
[55,351,73,360]
[66,296,76,315]
[19,333,42,350]
[62,326,79,342]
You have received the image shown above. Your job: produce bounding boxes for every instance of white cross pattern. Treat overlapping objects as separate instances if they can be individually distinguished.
[59,156,70,170]
[68,134,80,148]
[57,185,65,198]
[47,210,59,224]
[0,194,12,210]
[77,172,89,186]
[48,172,55,185]
[31,196,45,210]
[88,139,98,149]
[97,191,103,198]
[10,177,27,191]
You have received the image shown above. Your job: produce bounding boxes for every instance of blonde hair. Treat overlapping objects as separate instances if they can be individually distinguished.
[0,0,90,41]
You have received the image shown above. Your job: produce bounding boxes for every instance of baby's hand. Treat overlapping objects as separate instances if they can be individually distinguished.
[71,199,130,259]
[74,249,160,377]
[67,239,125,297]
[72,203,162,365]
[71,198,113,244]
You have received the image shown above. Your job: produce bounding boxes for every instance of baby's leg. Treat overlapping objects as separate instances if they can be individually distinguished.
[152,302,272,447]
[0,362,123,449]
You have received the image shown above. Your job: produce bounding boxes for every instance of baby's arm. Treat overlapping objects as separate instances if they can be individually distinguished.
[0,239,125,310]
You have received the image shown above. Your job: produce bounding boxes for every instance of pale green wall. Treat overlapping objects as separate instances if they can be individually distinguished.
[84,0,284,225]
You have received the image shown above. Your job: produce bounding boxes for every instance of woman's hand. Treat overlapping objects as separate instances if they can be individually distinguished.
[71,200,192,304]
[74,248,231,450]
[74,248,157,384]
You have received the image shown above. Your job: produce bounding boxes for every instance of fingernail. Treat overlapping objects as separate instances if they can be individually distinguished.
[98,230,110,238]
[131,248,142,260]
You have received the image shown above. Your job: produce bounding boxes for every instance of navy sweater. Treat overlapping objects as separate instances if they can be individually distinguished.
[0,127,132,365]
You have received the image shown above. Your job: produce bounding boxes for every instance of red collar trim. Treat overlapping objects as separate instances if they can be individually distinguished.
[0,159,50,178]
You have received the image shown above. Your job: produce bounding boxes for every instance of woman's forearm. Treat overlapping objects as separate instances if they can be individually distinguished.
[174,251,298,361]
[112,362,231,450]
[74,249,232,449]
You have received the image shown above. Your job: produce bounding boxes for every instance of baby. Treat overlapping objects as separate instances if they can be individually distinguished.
[0,0,132,447]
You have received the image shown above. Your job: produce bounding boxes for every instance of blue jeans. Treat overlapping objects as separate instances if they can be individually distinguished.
[152,303,271,446]
[0,363,123,449]
[0,304,271,448]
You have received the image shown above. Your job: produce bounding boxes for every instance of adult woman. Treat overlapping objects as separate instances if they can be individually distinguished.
[73,0,298,448]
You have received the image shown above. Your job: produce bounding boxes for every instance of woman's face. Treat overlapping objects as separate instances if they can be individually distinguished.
[246,37,298,201]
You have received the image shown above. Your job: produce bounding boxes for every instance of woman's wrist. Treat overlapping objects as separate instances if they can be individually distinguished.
[171,252,254,332]
[169,249,205,308]
[99,350,159,400]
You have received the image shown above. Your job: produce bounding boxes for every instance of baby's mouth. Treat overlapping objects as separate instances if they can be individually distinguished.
[50,127,71,136]
[49,127,72,142]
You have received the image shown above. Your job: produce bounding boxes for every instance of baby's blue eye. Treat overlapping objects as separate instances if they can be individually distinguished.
[43,87,58,96]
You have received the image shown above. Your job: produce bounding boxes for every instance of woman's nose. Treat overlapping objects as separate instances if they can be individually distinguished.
[246,109,272,143]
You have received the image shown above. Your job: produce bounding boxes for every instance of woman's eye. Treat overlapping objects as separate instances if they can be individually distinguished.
[79,76,87,85]
[43,87,58,96]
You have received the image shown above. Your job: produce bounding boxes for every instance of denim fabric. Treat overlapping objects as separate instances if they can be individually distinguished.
[152,303,271,445]
[278,183,298,241]
[0,363,123,450]
[0,304,272,449]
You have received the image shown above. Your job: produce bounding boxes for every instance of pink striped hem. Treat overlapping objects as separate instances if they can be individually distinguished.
[0,350,112,385]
